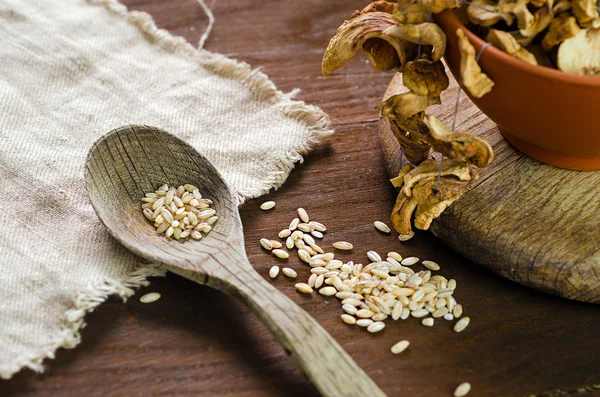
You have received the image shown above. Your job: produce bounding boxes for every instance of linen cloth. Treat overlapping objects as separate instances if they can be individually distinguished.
[0,0,331,378]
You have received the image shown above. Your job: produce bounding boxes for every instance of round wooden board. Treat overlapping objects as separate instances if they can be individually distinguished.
[380,72,600,304]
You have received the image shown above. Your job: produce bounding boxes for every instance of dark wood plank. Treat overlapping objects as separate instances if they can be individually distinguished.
[2,1,600,396]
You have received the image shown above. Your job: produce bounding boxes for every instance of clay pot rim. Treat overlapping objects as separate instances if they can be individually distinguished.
[435,10,600,88]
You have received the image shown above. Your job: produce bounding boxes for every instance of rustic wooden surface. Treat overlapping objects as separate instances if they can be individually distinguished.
[2,0,600,396]
[85,125,385,396]
[380,71,600,304]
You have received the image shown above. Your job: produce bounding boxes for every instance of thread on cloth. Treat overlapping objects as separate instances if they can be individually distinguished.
[195,0,215,49]
[435,41,491,191]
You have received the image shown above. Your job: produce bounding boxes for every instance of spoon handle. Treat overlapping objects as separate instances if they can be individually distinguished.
[173,263,387,397]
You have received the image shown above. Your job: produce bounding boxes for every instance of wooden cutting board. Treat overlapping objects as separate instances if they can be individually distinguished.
[380,73,600,304]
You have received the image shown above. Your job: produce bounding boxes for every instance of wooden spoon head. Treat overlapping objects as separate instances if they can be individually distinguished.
[85,125,240,269]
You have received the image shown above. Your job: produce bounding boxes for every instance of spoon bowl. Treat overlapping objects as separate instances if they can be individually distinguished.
[85,125,386,397]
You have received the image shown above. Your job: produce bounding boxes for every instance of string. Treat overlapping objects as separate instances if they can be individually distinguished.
[434,42,491,191]
[196,0,215,50]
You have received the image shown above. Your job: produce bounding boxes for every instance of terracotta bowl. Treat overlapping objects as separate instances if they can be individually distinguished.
[435,10,600,170]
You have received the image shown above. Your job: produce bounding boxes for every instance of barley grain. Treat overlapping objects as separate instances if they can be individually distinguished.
[333,241,353,250]
[367,321,385,333]
[140,292,161,303]
[448,279,457,289]
[303,234,315,245]
[401,257,419,266]
[421,317,434,327]
[291,230,304,240]
[298,249,311,263]
[319,286,337,296]
[356,319,374,327]
[308,273,317,287]
[341,314,357,324]
[191,230,203,240]
[260,238,273,250]
[315,274,325,288]
[272,249,289,259]
[279,229,292,238]
[269,266,280,278]
[454,317,470,332]
[309,243,324,254]
[286,237,294,249]
[372,313,388,321]
[343,304,358,315]
[295,283,313,294]
[270,240,283,249]
[260,201,276,210]
[336,291,353,299]
[453,304,463,318]
[433,307,449,318]
[342,298,362,306]
[311,230,324,239]
[400,307,411,320]
[289,218,300,230]
[298,223,312,233]
[422,260,440,271]
[454,382,471,397]
[374,221,391,233]
[391,340,410,354]
[398,233,414,241]
[309,221,326,232]
[356,309,375,318]
[282,268,297,278]
[411,308,429,318]
[297,208,309,223]
[443,313,454,321]
[367,251,382,262]
[295,239,306,250]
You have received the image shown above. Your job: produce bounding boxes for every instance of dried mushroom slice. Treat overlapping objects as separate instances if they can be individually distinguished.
[467,0,515,26]
[393,0,430,25]
[427,116,495,167]
[557,27,600,75]
[385,23,447,61]
[487,29,538,64]
[542,12,581,51]
[401,159,472,196]
[322,12,416,75]
[402,57,450,96]
[553,0,572,13]
[391,192,418,236]
[390,159,474,235]
[379,91,442,119]
[390,164,414,188]
[572,0,600,27]
[412,169,478,230]
[422,0,461,13]
[520,2,555,38]
[457,29,495,98]
[352,0,395,17]
[512,0,535,31]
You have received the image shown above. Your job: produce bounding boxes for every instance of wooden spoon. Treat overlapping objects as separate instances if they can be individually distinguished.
[84,125,386,397]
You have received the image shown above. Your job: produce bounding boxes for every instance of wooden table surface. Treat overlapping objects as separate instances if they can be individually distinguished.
[3,0,600,396]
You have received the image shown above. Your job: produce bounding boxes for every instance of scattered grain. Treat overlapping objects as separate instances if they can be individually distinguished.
[391,340,410,354]
[272,249,289,259]
[367,251,382,262]
[367,321,385,333]
[341,314,357,324]
[333,241,353,250]
[260,238,273,250]
[260,201,276,210]
[279,229,292,238]
[140,292,161,303]
[422,260,440,271]
[295,283,313,294]
[401,257,419,266]
[454,382,471,397]
[374,221,391,233]
[454,317,470,332]
[421,317,434,327]
[282,268,297,278]
[269,266,280,279]
[319,286,337,296]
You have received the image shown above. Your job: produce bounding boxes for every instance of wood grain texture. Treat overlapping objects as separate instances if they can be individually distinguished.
[2,1,600,396]
[380,73,600,304]
[85,125,385,396]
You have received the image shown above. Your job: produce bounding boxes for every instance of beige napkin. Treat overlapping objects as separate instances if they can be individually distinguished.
[0,0,331,379]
